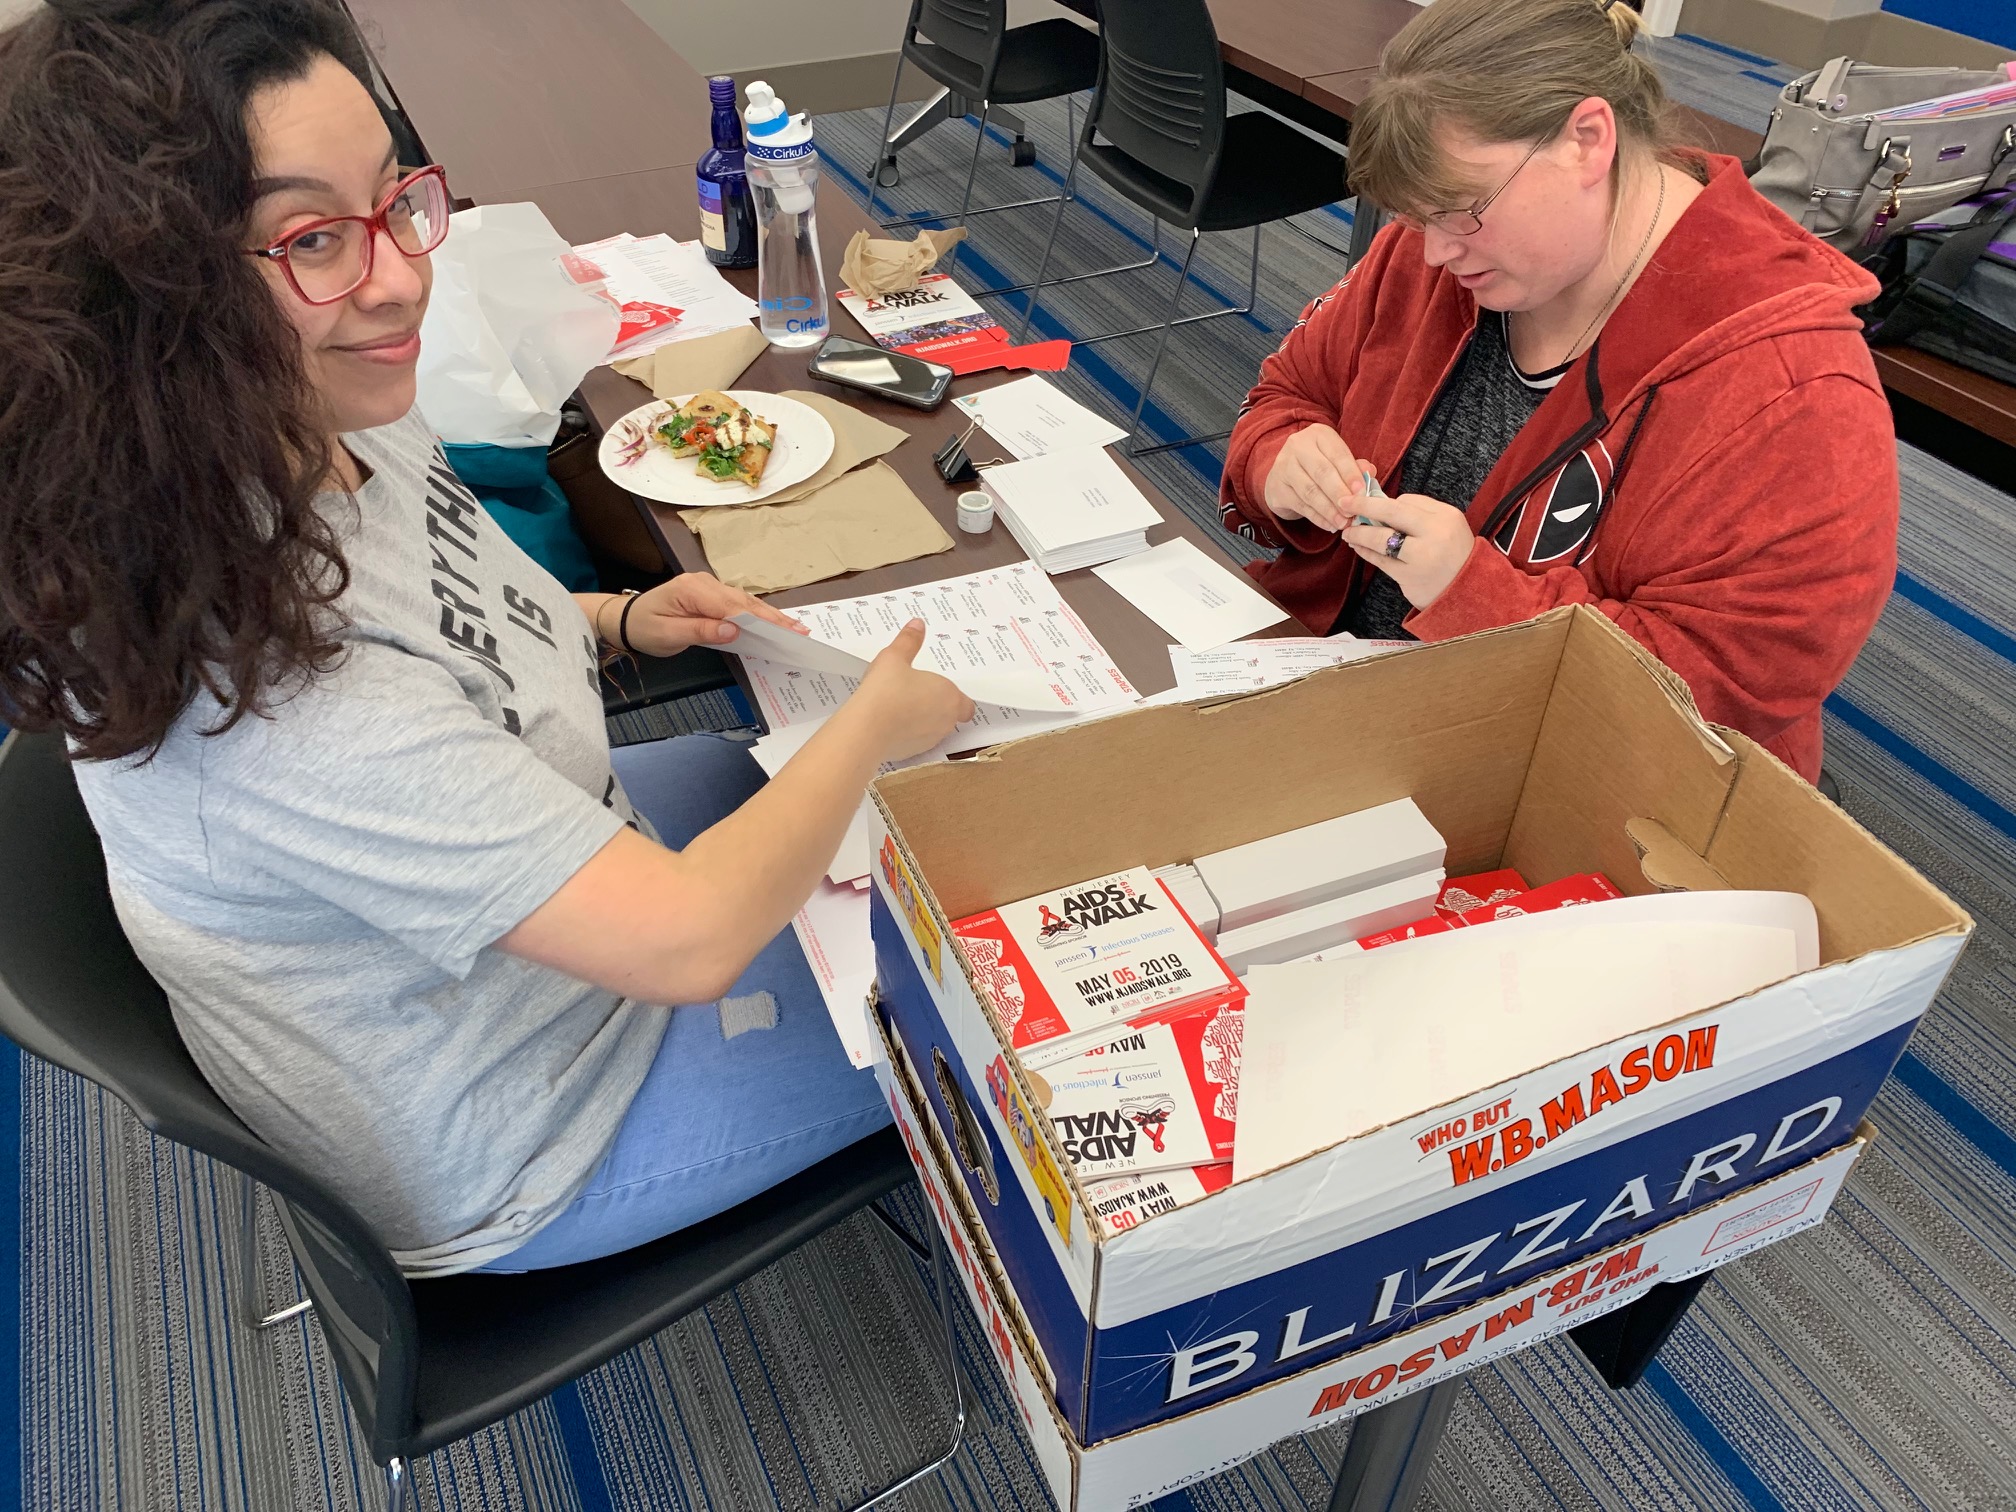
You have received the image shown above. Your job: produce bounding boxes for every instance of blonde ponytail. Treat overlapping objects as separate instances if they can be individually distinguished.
[1603,0,1648,49]
[1349,0,1680,218]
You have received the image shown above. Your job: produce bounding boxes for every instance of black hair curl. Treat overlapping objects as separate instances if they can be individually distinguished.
[0,0,378,760]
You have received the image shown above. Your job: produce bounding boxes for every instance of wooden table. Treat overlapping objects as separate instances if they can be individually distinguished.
[347,0,1294,697]
[345,0,714,207]
[553,171,1279,693]
[1874,347,2016,450]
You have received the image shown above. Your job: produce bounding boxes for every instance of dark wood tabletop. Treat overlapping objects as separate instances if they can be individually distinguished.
[1874,347,2016,450]
[345,0,1299,696]
[1209,0,1423,99]
[345,0,714,205]
[557,170,1288,694]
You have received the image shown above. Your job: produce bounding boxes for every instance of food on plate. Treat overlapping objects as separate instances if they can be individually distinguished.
[611,391,778,487]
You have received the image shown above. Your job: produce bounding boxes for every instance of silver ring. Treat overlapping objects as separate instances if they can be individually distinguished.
[1383,530,1406,560]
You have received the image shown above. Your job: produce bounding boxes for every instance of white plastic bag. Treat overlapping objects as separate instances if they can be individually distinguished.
[416,202,620,447]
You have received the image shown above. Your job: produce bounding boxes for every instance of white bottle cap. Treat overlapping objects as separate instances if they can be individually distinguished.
[956,491,994,533]
[744,80,813,152]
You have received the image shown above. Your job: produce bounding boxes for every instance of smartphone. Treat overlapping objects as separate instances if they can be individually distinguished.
[808,335,954,410]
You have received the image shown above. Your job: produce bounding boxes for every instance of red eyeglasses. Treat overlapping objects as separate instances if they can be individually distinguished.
[245,164,451,305]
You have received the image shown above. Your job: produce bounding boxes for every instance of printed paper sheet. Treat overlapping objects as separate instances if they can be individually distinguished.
[736,561,1139,756]
[1169,634,1408,695]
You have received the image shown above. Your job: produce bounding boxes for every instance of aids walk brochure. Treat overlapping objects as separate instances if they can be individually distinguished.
[952,868,1243,1063]
[1032,1011,1243,1179]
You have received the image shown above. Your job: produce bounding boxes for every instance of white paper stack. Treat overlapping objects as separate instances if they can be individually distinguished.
[1215,867,1444,975]
[1231,890,1821,1181]
[1196,798,1447,934]
[982,447,1164,573]
[1151,862,1221,942]
[953,374,1128,459]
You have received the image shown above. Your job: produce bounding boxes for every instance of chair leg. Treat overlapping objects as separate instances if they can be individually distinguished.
[1120,229,1203,451]
[937,100,992,277]
[865,53,908,224]
[384,1456,412,1512]
[1013,156,1077,344]
[237,1171,314,1333]
[880,91,1086,233]
[1124,223,1263,457]
[963,117,1161,299]
[845,1194,968,1511]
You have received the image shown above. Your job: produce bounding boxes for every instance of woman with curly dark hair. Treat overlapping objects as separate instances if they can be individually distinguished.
[0,0,971,1275]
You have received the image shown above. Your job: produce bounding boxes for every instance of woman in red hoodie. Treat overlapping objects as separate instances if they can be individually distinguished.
[1219,0,1896,781]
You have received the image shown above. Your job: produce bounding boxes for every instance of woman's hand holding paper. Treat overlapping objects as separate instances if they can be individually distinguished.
[848,619,976,762]
[1262,423,1372,533]
[621,572,806,656]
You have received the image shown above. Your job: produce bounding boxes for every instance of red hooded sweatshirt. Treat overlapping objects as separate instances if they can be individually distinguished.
[1219,154,1897,780]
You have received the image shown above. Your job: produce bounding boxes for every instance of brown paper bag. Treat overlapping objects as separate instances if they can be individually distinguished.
[682,461,953,594]
[751,390,911,504]
[611,325,768,397]
[838,227,967,295]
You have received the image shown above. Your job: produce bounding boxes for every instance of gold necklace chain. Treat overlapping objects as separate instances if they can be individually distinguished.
[1530,166,1668,368]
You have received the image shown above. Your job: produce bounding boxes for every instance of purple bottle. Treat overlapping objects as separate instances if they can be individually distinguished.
[696,76,757,269]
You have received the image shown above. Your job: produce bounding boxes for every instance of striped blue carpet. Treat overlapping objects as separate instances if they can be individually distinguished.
[16,34,2016,1512]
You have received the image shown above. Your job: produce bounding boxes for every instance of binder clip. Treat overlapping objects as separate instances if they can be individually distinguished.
[934,418,982,484]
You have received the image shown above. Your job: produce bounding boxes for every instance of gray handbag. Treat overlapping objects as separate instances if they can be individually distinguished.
[1749,57,2016,256]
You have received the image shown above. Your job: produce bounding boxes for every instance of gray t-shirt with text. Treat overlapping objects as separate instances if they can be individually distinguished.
[73,407,670,1275]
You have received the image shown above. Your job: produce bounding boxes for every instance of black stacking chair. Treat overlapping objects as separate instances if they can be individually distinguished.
[0,730,963,1512]
[869,0,1160,294]
[1015,0,1351,454]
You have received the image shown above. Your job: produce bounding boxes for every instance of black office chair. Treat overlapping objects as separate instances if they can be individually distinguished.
[1015,0,1351,454]
[868,0,1156,294]
[0,730,964,1512]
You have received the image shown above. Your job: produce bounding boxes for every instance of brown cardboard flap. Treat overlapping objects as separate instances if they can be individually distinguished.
[1705,732,1968,963]
[1625,816,1731,893]
[1502,610,1737,897]
[877,615,1570,920]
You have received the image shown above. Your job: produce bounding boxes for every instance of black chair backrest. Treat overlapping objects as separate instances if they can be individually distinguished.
[909,0,1006,77]
[0,731,421,1461]
[1087,0,1227,213]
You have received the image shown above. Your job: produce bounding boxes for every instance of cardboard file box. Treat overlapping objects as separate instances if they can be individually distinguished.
[867,606,1969,1447]
[876,1002,1873,1512]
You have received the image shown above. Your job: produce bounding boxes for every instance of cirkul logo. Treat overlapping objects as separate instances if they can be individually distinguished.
[761,294,826,335]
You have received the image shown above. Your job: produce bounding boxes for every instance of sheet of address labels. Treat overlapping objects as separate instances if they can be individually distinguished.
[737,561,1139,754]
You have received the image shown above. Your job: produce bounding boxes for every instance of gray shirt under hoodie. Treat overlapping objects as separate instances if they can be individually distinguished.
[72,406,669,1276]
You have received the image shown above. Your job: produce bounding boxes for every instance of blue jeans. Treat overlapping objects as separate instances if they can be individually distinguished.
[478,733,890,1271]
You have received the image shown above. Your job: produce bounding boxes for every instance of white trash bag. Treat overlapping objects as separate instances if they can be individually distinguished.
[415,202,619,448]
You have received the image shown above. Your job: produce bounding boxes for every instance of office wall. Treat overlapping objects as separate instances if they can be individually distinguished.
[1881,0,2016,50]
[1681,0,2013,69]
[622,0,1079,114]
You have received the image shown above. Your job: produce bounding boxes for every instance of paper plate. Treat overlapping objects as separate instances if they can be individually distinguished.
[598,391,836,506]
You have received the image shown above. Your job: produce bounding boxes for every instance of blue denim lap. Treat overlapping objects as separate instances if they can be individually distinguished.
[477,732,889,1271]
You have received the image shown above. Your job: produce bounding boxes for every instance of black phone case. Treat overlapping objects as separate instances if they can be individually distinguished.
[808,343,953,411]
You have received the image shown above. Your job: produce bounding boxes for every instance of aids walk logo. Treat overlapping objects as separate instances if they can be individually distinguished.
[1034,879,1157,954]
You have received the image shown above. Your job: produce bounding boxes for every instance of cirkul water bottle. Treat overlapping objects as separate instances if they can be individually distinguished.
[742,80,829,349]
